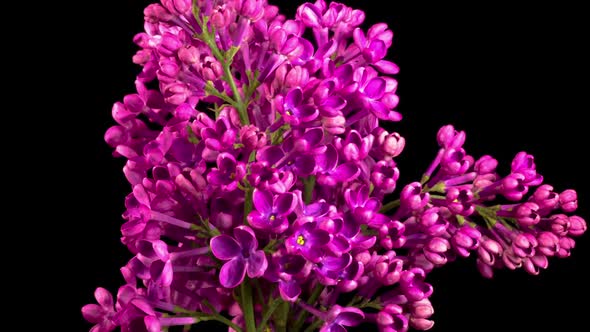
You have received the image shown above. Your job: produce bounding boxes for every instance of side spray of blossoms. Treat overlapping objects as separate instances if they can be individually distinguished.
[83,1,586,331]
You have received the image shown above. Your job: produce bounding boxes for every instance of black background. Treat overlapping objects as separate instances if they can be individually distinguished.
[56,1,589,331]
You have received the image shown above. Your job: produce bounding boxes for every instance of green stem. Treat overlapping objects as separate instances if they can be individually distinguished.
[176,303,243,332]
[475,204,499,219]
[303,176,316,204]
[257,299,282,332]
[292,284,323,331]
[271,123,288,145]
[456,215,466,226]
[380,199,400,213]
[244,70,261,101]
[205,314,243,332]
[359,302,383,310]
[302,319,324,332]
[222,60,249,125]
[204,82,237,106]
[244,187,254,224]
[274,300,290,332]
[192,4,249,125]
[427,181,446,193]
[241,281,257,332]
[345,295,362,307]
[498,217,516,230]
[222,60,242,105]
[192,13,224,62]
[253,279,266,310]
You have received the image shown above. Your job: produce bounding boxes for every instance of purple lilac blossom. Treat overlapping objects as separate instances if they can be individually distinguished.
[84,1,586,331]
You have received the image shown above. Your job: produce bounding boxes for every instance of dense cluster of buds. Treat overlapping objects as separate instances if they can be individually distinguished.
[83,1,586,331]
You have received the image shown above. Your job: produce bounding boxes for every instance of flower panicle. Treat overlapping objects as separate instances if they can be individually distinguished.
[87,1,585,332]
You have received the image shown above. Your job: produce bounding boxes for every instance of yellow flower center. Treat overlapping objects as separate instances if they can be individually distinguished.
[269,215,276,221]
[296,235,305,245]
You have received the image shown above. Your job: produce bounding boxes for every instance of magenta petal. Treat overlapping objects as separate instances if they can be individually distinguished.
[369,213,390,227]
[94,287,114,309]
[280,255,306,275]
[151,260,173,286]
[335,64,353,83]
[275,192,296,215]
[354,234,377,249]
[258,145,284,165]
[219,258,246,288]
[389,109,402,122]
[280,36,299,55]
[303,127,324,146]
[353,28,367,48]
[151,240,169,260]
[294,37,314,63]
[279,280,301,302]
[207,170,227,185]
[359,185,370,201]
[332,163,360,182]
[363,39,387,62]
[285,88,303,110]
[104,125,126,147]
[323,254,352,271]
[309,229,331,246]
[329,235,351,253]
[218,152,237,170]
[317,144,338,172]
[116,285,136,307]
[82,304,105,323]
[305,201,330,216]
[341,218,360,238]
[91,321,116,332]
[133,184,150,206]
[298,4,322,27]
[253,189,273,213]
[304,249,323,263]
[374,60,400,74]
[201,127,216,140]
[128,257,150,279]
[365,198,381,212]
[131,299,156,316]
[326,325,346,332]
[121,220,145,237]
[246,250,268,278]
[123,94,144,112]
[205,138,222,151]
[336,309,365,326]
[144,315,161,332]
[369,100,391,120]
[210,235,241,260]
[321,96,347,114]
[297,105,319,122]
[364,77,386,100]
[346,130,362,145]
[135,239,156,257]
[234,226,258,252]
[295,155,316,176]
[169,138,194,163]
[247,211,269,230]
[405,287,425,301]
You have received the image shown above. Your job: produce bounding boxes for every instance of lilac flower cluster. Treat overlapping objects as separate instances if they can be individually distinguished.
[84,1,586,331]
